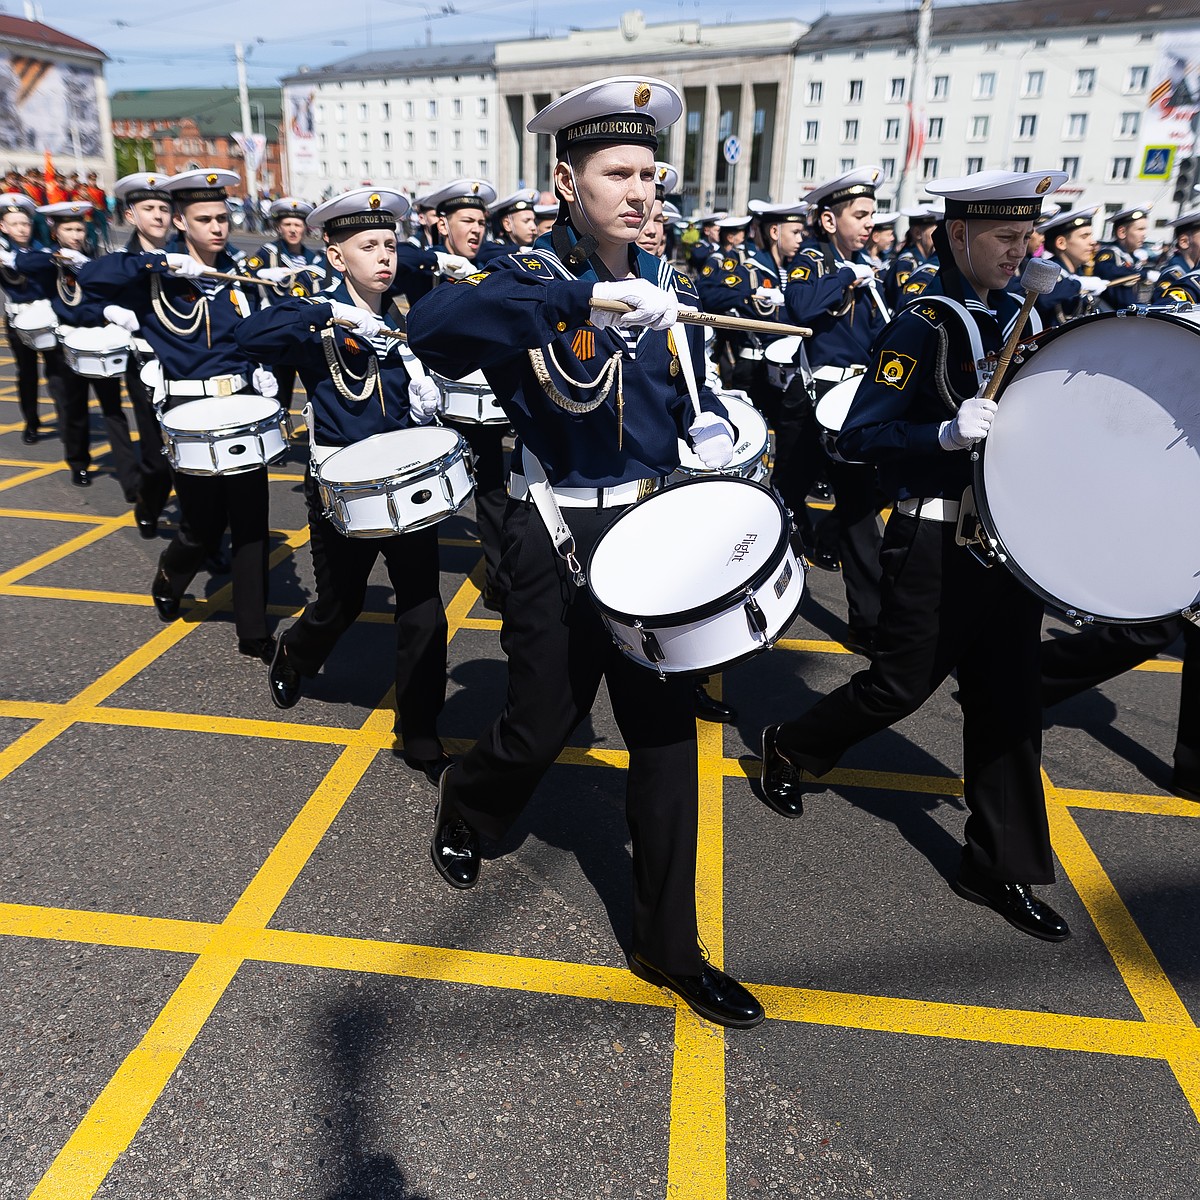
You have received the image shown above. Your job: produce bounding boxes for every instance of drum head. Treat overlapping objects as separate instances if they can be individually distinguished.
[433,368,488,387]
[764,335,803,366]
[588,478,787,618]
[12,300,54,329]
[319,426,461,484]
[163,394,280,432]
[63,325,131,352]
[981,310,1200,621]
[676,396,769,472]
[814,375,863,433]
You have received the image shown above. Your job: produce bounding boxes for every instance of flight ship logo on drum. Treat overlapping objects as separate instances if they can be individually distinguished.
[876,351,916,390]
[728,532,758,564]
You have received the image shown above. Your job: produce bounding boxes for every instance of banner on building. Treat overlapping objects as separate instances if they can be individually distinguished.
[285,86,317,176]
[0,54,102,158]
[1143,31,1200,162]
[231,131,267,172]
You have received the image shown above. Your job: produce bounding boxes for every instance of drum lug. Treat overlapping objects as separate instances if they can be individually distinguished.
[1183,606,1199,626]
[743,590,769,637]
[633,620,666,667]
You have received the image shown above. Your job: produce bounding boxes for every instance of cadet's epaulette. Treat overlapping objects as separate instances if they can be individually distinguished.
[909,299,948,329]
[506,250,560,281]
[1094,249,1114,264]
[246,255,263,269]
[671,271,698,299]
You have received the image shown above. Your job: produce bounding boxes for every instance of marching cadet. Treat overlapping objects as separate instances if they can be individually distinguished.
[1155,210,1200,299]
[687,211,723,273]
[79,168,277,660]
[883,205,940,308]
[408,76,764,1029]
[391,188,476,305]
[243,196,326,412]
[477,188,539,265]
[1028,207,1106,328]
[236,187,452,785]
[532,202,557,238]
[760,168,1072,943]
[863,211,897,268]
[784,166,890,656]
[16,200,139,494]
[0,191,50,443]
[405,194,440,250]
[1091,205,1153,310]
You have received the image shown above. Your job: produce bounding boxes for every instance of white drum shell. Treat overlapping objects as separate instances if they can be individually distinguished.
[588,478,805,674]
[10,300,58,350]
[315,427,475,538]
[431,368,508,425]
[764,336,804,390]
[159,395,288,476]
[60,325,131,378]
[673,394,770,483]
[815,373,867,463]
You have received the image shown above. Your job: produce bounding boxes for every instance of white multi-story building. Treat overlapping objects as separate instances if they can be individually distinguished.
[280,43,500,201]
[784,0,1200,235]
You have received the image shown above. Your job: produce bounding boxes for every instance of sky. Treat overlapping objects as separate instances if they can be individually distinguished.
[20,0,923,92]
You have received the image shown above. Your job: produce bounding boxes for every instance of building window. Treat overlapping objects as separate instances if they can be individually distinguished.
[359,131,369,150]
[317,133,327,149]
[382,130,391,149]
[1022,70,1044,98]
[427,130,438,149]
[921,156,938,178]
[357,103,368,121]
[335,132,347,150]
[1062,156,1080,179]
[477,128,488,148]
[883,117,901,141]
[453,158,463,175]
[318,161,328,178]
[881,157,896,181]
[970,115,989,141]
[801,157,816,180]
[974,72,996,100]
[477,97,488,116]
[1012,155,1030,173]
[382,159,391,175]
[1110,157,1132,182]
[430,158,439,176]
[839,157,855,173]
[843,118,859,142]
[926,116,943,141]
[403,100,413,119]
[335,103,345,122]
[890,77,906,101]
[1065,113,1087,139]
[315,103,325,119]
[807,80,823,104]
[804,120,819,142]
[478,158,489,176]
[381,101,391,120]
[847,79,863,103]
[427,99,438,118]
[965,156,983,174]
[404,130,414,149]
[1126,65,1149,93]
[453,98,462,117]
[1016,114,1037,140]
[361,160,369,176]
[1118,111,1140,138]
[339,160,348,175]
[931,74,949,100]
[405,158,415,176]
[1073,67,1096,96]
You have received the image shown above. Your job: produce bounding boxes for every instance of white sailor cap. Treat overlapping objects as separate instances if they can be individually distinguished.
[309,187,410,233]
[715,214,752,231]
[662,200,682,220]
[1110,204,1151,228]
[899,203,943,223]
[1038,205,1100,237]
[0,191,35,217]
[925,169,1066,221]
[1174,208,1200,233]
[532,202,559,219]
[114,172,170,205]
[422,178,497,215]
[654,162,679,196]
[1039,201,1061,221]
[528,76,683,156]
[488,188,539,217]
[162,168,240,205]
[871,212,899,228]
[748,199,809,223]
[38,200,93,221]
[269,196,315,220]
[806,166,883,210]
[693,210,727,227]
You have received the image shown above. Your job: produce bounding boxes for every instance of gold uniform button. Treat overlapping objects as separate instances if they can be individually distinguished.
[556,321,567,332]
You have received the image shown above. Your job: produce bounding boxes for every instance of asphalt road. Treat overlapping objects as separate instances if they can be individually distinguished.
[0,330,1198,1200]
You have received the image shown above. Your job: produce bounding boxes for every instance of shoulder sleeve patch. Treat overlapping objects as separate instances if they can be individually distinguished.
[1095,249,1114,264]
[673,272,698,298]
[789,265,811,282]
[461,271,489,286]
[701,264,714,276]
[724,274,742,287]
[247,256,262,269]
[1169,287,1192,302]
[875,350,917,390]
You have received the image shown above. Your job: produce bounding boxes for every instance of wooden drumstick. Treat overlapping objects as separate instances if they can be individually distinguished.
[589,298,811,339]
[981,258,1062,402]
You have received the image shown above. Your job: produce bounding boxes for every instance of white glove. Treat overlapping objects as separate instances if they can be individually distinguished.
[0,248,15,270]
[1071,274,1107,296]
[688,411,736,468]
[165,252,209,278]
[328,300,385,340]
[56,247,88,267]
[591,278,679,332]
[103,304,140,332]
[848,263,876,287]
[252,367,279,399]
[256,266,294,284]
[434,251,475,280]
[407,376,441,425]
[1145,269,1161,284]
[752,286,786,308]
[938,393,997,450]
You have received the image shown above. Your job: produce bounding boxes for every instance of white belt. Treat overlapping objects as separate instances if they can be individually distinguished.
[897,496,960,523]
[165,373,247,398]
[813,364,866,384]
[508,469,659,509]
[737,346,765,361]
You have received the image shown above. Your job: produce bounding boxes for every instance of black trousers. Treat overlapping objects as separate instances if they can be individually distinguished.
[8,328,41,433]
[776,513,1053,884]
[825,458,885,637]
[271,363,298,411]
[443,499,703,973]
[1042,618,1200,793]
[156,466,270,641]
[125,353,174,521]
[449,421,508,605]
[766,373,830,553]
[281,473,447,758]
[52,356,139,496]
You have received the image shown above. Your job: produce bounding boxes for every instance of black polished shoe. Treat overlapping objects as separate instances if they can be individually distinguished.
[1170,777,1200,804]
[807,545,840,571]
[843,627,877,659]
[629,955,765,1029]
[268,639,302,709]
[133,500,158,540]
[810,480,833,502]
[21,427,37,445]
[238,635,277,664]
[150,570,179,622]
[71,469,91,488]
[757,725,814,818]
[430,766,480,889]
[481,583,503,614]
[950,866,1071,942]
[205,548,230,575]
[396,749,453,786]
[693,684,737,724]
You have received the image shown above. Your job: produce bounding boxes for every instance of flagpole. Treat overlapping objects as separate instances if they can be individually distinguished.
[235,41,259,205]
[895,0,933,230]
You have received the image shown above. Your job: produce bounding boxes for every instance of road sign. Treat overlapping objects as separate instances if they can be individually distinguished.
[1140,145,1175,180]
[723,135,741,166]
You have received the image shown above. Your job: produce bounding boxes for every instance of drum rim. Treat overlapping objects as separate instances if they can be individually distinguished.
[161,409,285,438]
[314,426,467,486]
[586,477,796,626]
[975,305,1200,624]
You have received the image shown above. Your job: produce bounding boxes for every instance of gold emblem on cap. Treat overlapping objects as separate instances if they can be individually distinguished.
[657,166,667,181]
[1036,176,1053,195]
[471,183,479,194]
[206,173,218,185]
[147,176,156,185]
[369,193,381,209]
[634,83,651,108]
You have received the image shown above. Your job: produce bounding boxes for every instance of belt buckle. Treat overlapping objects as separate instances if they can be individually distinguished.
[213,375,235,397]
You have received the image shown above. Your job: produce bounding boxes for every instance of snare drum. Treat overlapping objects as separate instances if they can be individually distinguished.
[764,336,804,390]
[814,373,865,461]
[587,476,805,675]
[315,426,474,538]
[9,300,58,351]
[673,394,770,483]
[59,324,132,378]
[976,307,1200,623]
[431,369,508,425]
[159,394,289,476]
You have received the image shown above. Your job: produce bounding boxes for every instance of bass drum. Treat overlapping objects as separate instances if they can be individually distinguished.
[977,307,1200,623]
